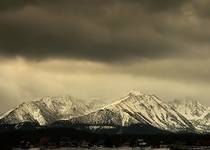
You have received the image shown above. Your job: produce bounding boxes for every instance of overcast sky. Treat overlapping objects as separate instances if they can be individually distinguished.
[0,0,210,113]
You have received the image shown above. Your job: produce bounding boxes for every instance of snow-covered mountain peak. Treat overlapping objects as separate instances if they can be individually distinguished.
[168,98,210,131]
[0,96,93,125]
[104,91,157,109]
[121,91,163,106]
[38,96,85,112]
[169,98,208,120]
[126,90,144,96]
[1,92,208,133]
[91,92,194,131]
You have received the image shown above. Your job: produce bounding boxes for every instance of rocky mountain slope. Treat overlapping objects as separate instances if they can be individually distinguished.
[0,90,210,133]
[69,91,194,132]
[0,96,99,125]
[169,98,210,132]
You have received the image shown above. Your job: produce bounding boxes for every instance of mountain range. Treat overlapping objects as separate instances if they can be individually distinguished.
[1,90,210,134]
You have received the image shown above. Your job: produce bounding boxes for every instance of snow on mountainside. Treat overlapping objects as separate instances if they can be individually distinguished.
[169,98,209,120]
[87,99,108,111]
[69,90,194,132]
[0,96,99,125]
[169,98,210,132]
[2,90,210,133]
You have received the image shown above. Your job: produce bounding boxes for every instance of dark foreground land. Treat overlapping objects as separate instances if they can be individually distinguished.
[1,124,210,149]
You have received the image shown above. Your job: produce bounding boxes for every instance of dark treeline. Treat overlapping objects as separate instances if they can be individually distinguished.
[1,124,210,149]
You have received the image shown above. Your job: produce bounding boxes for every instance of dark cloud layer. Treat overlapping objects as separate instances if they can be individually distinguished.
[0,0,209,62]
[0,0,188,11]
[1,1,210,112]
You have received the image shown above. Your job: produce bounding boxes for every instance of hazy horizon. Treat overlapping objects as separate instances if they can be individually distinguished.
[0,0,210,113]
[0,87,209,114]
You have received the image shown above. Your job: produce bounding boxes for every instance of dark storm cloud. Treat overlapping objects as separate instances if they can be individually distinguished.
[1,0,210,113]
[0,0,188,11]
[0,0,209,62]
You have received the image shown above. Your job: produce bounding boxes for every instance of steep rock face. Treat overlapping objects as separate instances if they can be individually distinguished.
[69,108,139,126]
[169,99,209,120]
[0,96,92,125]
[169,98,210,132]
[0,102,47,125]
[2,91,210,133]
[69,91,194,132]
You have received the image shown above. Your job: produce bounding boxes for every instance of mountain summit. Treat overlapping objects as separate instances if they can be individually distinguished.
[69,91,194,132]
[0,96,99,125]
[169,98,210,131]
[0,90,209,133]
